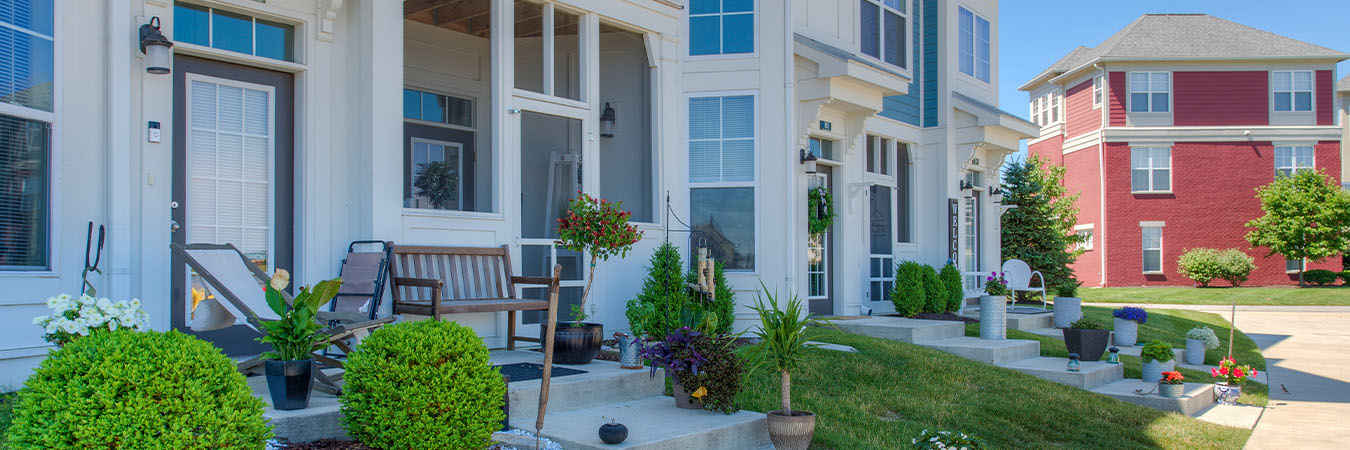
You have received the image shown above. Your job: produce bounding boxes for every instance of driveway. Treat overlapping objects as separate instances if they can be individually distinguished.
[1235,311,1350,449]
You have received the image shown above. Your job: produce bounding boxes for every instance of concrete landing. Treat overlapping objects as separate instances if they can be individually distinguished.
[1091,380,1215,416]
[536,396,771,450]
[998,357,1124,390]
[832,316,964,343]
[496,351,664,427]
[921,337,1041,364]
[959,309,1054,330]
[1194,403,1264,429]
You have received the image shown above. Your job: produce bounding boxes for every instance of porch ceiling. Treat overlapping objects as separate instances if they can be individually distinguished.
[405,0,620,39]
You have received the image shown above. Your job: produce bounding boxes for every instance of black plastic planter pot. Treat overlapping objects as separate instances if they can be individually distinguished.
[1063,328,1111,361]
[264,359,314,411]
[543,322,603,365]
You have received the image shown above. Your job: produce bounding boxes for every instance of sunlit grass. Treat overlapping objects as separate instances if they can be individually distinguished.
[1079,286,1350,306]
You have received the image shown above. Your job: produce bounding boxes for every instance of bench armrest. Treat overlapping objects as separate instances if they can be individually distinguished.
[393,277,442,288]
[511,276,559,287]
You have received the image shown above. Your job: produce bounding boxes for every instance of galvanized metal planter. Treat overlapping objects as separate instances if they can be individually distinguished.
[978,296,1007,340]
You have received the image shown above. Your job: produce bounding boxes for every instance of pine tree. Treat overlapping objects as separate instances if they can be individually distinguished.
[626,242,689,338]
[1000,155,1084,294]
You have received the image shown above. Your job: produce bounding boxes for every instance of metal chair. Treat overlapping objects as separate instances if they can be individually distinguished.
[1002,259,1047,311]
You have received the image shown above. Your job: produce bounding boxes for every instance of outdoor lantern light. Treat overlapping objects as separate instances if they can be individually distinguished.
[600,102,616,138]
[990,188,1004,203]
[799,148,818,174]
[959,179,975,198]
[139,16,174,75]
[1067,353,1081,372]
[1107,346,1121,364]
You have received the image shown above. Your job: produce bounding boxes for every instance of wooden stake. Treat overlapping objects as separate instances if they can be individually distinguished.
[535,264,563,450]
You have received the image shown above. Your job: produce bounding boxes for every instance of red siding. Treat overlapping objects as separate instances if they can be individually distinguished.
[1064,78,1099,138]
[1097,141,1343,286]
[1173,71,1268,126]
[1029,135,1064,166]
[1318,70,1334,125]
[1108,72,1127,126]
[1063,146,1103,286]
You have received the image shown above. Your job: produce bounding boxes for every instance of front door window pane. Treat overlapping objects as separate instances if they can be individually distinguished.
[187,79,273,269]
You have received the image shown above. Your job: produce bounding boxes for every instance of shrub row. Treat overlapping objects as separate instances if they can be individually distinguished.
[891,262,963,317]
[1176,248,1256,287]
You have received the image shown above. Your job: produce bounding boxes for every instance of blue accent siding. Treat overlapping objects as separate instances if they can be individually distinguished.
[922,0,938,127]
[879,0,923,126]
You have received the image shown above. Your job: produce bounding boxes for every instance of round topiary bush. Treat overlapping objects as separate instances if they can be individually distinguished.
[5,329,270,449]
[340,320,505,450]
[890,261,927,317]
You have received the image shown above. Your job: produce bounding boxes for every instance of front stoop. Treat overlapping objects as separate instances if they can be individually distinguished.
[921,337,1041,364]
[831,317,964,343]
[536,396,771,450]
[958,309,1054,331]
[997,357,1124,390]
[1091,380,1216,415]
[252,376,347,444]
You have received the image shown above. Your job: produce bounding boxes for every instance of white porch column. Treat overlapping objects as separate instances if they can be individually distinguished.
[353,0,403,240]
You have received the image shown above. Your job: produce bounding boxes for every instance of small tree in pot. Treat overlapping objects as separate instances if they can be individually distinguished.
[745,284,830,450]
[553,192,643,364]
[258,270,342,410]
[1063,318,1110,361]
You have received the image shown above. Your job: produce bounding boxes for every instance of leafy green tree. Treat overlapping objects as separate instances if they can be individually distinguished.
[1000,155,1084,295]
[626,242,688,338]
[1245,169,1350,287]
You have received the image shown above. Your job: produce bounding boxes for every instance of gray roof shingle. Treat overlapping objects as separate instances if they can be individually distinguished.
[1022,14,1348,90]
[1339,74,1350,93]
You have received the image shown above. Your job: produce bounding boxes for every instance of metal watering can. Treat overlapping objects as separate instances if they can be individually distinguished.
[614,332,643,369]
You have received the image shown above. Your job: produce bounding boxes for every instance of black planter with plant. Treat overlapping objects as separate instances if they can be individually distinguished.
[1062,318,1110,362]
[257,270,342,411]
[553,193,642,365]
[544,307,604,365]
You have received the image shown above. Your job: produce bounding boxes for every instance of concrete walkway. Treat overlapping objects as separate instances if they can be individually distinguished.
[1239,312,1350,449]
[1082,303,1350,313]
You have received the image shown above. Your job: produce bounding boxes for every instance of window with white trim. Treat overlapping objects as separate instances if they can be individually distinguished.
[1029,97,1038,125]
[1286,259,1305,273]
[0,0,54,270]
[1275,145,1314,178]
[865,134,893,176]
[1272,71,1313,112]
[689,0,753,56]
[1129,72,1170,113]
[1074,226,1093,251]
[958,6,990,82]
[1141,224,1163,273]
[402,88,482,212]
[174,2,296,62]
[689,94,756,270]
[1131,147,1171,193]
[860,0,908,69]
[1051,92,1060,123]
[1039,94,1048,125]
[1092,75,1103,109]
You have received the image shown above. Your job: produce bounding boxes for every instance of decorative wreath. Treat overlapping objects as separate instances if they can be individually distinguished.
[808,187,835,236]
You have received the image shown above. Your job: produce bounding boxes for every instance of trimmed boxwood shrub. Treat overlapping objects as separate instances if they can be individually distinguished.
[891,261,928,317]
[1177,248,1257,287]
[5,330,270,449]
[1304,269,1339,286]
[341,320,505,450]
[921,265,946,313]
[939,263,964,312]
[1339,271,1350,285]
[1217,249,1256,287]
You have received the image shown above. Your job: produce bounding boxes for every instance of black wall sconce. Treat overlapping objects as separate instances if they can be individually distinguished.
[600,102,616,138]
[139,16,174,75]
[799,148,818,173]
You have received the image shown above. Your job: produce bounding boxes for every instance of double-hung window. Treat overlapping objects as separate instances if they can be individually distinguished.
[1129,72,1169,113]
[0,0,54,270]
[860,0,907,68]
[1274,145,1314,178]
[689,0,753,56]
[1141,223,1164,274]
[1272,71,1313,112]
[689,95,756,270]
[1075,227,1094,251]
[1092,75,1104,109]
[1039,94,1049,125]
[1131,147,1171,193]
[958,7,990,82]
[1051,92,1060,123]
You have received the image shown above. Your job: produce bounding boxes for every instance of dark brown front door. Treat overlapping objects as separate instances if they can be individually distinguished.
[170,55,295,355]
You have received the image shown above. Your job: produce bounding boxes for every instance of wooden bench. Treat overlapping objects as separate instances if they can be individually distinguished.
[388,244,561,350]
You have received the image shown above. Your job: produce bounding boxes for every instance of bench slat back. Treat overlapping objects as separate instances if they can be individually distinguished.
[390,245,516,302]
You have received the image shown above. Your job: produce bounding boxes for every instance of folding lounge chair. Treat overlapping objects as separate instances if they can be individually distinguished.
[329,240,394,322]
[171,242,395,395]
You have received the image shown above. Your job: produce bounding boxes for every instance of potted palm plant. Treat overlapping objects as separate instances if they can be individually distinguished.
[258,270,342,410]
[1062,318,1110,361]
[1140,339,1176,384]
[746,284,829,450]
[552,192,642,364]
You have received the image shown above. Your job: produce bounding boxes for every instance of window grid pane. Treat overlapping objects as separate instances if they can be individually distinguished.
[690,1,753,56]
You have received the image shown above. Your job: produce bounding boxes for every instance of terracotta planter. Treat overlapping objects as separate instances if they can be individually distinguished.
[544,322,603,365]
[766,410,816,450]
[671,378,705,410]
[1062,328,1110,361]
[264,359,313,411]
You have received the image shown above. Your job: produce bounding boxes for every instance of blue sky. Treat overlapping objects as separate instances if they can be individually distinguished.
[998,0,1350,157]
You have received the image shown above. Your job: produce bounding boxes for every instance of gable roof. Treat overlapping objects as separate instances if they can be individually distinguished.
[1020,14,1349,91]
[1339,74,1350,93]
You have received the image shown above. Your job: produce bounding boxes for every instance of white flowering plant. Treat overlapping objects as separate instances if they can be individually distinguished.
[1186,326,1221,350]
[33,293,150,346]
[911,429,987,450]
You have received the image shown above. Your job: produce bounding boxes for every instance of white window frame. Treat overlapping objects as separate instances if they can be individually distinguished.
[688,91,759,272]
[1271,70,1314,113]
[1285,258,1305,274]
[865,134,894,177]
[1051,91,1061,124]
[1140,221,1164,275]
[687,0,757,58]
[1074,224,1094,251]
[860,0,910,70]
[170,2,299,63]
[1128,71,1171,114]
[1039,94,1048,125]
[1092,75,1104,110]
[0,0,59,272]
[1130,146,1172,194]
[408,137,466,211]
[1274,144,1315,177]
[957,6,991,83]
[403,87,476,132]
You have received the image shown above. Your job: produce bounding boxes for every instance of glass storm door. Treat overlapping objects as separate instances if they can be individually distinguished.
[868,184,894,302]
[962,192,981,274]
[807,168,833,315]
[517,109,587,325]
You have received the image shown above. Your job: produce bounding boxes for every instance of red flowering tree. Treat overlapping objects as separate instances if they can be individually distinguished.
[556,192,643,322]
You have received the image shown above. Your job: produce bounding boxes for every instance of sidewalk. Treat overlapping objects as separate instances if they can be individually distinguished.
[1237,312,1350,449]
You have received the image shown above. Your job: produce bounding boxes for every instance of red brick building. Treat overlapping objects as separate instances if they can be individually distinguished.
[1020,14,1347,287]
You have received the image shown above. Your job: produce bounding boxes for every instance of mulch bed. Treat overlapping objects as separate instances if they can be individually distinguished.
[912,312,979,324]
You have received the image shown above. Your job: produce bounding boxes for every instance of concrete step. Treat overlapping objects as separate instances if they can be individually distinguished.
[920,337,1042,365]
[1026,327,1063,338]
[998,357,1124,390]
[503,357,665,427]
[252,375,347,444]
[535,396,771,450]
[1091,380,1216,416]
[832,316,965,343]
[1006,313,1053,331]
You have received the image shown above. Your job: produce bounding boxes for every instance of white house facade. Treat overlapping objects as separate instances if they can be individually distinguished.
[0,0,1032,386]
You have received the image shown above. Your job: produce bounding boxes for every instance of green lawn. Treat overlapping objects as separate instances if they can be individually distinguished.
[736,329,1250,449]
[1079,306,1266,371]
[1078,286,1350,306]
